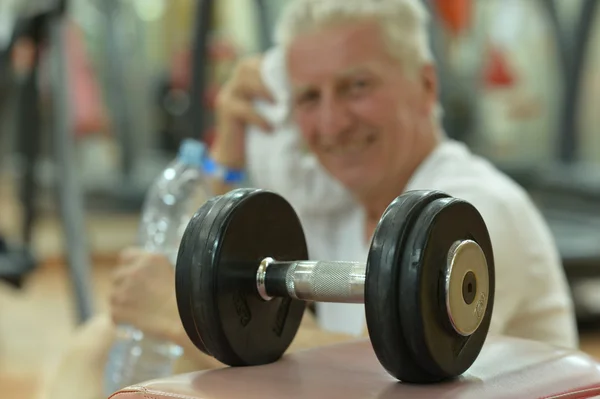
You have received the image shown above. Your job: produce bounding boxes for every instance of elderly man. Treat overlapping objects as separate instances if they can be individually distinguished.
[208,0,578,345]
[42,1,578,398]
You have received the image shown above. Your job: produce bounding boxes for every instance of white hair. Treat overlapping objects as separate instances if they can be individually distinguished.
[275,0,434,73]
[274,0,444,126]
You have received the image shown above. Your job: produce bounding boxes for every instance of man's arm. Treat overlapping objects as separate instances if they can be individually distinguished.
[205,54,270,197]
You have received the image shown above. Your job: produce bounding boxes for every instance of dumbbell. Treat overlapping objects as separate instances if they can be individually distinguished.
[175,188,495,384]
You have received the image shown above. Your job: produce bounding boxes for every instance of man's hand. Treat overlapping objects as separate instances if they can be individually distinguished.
[211,55,274,170]
[109,247,226,372]
[109,247,181,342]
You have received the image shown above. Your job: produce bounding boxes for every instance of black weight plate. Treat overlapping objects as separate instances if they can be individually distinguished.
[193,188,308,366]
[400,197,495,379]
[365,190,451,383]
[177,192,250,356]
[188,192,236,356]
[189,190,251,358]
[176,195,221,355]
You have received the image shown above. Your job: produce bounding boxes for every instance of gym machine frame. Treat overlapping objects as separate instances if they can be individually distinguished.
[7,0,95,323]
[541,0,599,164]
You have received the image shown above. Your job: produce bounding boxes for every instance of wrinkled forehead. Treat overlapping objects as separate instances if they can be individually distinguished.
[285,20,394,89]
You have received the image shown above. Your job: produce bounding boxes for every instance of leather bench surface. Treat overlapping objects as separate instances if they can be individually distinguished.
[109,336,600,399]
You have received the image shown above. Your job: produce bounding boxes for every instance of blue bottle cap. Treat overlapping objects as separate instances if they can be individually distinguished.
[177,138,206,168]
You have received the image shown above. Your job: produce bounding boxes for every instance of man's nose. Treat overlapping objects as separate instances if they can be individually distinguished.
[317,94,353,138]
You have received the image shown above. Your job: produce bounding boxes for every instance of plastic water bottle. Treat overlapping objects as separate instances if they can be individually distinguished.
[103,138,212,395]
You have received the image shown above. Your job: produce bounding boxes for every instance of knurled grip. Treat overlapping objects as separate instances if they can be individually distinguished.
[263,260,366,303]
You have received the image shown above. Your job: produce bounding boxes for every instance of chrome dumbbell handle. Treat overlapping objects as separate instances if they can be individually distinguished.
[257,258,366,303]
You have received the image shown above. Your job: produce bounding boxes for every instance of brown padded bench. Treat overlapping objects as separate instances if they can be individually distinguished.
[109,336,600,399]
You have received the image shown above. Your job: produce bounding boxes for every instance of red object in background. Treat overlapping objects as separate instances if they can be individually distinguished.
[64,21,109,138]
[483,45,517,88]
[433,0,473,36]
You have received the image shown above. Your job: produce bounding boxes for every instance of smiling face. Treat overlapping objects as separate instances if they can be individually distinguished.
[287,19,437,198]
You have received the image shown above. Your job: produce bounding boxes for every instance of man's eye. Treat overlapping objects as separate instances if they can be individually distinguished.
[297,92,319,105]
[345,78,372,97]
[352,79,370,90]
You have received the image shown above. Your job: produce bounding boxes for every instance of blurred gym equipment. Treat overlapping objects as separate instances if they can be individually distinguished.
[70,0,172,212]
[0,0,95,323]
[543,0,599,164]
[516,0,600,327]
[187,0,214,141]
[0,234,36,289]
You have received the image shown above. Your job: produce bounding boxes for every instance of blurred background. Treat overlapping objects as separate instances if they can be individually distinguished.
[1,0,600,397]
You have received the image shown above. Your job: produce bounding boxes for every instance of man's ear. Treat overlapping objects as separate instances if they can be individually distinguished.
[420,64,438,116]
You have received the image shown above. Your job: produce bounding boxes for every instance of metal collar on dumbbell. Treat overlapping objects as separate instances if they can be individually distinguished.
[257,257,274,301]
[444,239,489,336]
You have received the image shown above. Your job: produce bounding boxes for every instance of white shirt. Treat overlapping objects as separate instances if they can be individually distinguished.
[245,47,579,350]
